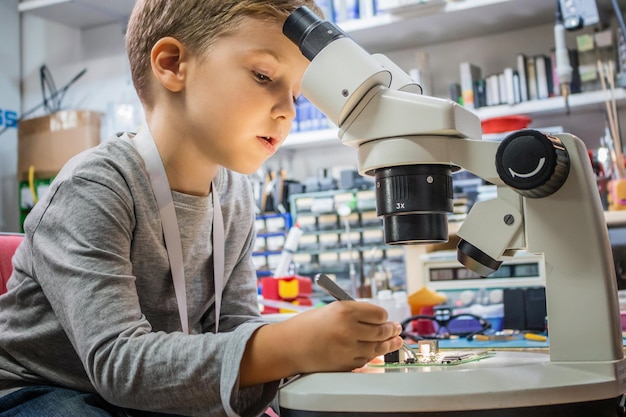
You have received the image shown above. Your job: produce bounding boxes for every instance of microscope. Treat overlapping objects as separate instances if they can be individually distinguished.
[278,6,626,416]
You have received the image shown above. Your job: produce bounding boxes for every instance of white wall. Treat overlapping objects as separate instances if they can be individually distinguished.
[0,0,21,232]
[21,15,142,140]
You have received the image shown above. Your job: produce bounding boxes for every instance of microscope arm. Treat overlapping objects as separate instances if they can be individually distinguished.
[458,131,621,362]
[522,133,622,362]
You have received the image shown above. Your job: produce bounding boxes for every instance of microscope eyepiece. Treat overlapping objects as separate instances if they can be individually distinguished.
[283,6,348,61]
[283,6,319,46]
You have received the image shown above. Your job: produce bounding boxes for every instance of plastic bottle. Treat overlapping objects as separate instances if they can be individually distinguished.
[377,290,399,322]
[273,224,303,278]
[393,290,412,323]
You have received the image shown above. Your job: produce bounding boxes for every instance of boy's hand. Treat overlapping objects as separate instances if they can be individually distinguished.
[280,301,403,373]
[239,301,403,387]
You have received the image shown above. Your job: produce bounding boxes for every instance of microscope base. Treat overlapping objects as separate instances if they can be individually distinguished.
[278,351,626,416]
[281,397,622,417]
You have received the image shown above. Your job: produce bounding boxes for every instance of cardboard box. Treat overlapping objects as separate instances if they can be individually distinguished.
[18,110,102,180]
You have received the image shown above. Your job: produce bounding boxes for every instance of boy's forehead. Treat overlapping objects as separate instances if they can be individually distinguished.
[248,47,283,62]
[220,18,305,61]
[221,15,282,38]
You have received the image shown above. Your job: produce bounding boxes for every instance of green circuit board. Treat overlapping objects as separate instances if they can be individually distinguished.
[369,350,495,367]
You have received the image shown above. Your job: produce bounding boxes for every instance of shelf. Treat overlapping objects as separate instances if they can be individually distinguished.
[18,0,132,28]
[475,89,626,120]
[255,231,288,238]
[287,188,409,286]
[296,244,392,256]
[296,225,383,236]
[343,0,618,52]
[341,0,555,52]
[252,250,282,257]
[295,209,377,217]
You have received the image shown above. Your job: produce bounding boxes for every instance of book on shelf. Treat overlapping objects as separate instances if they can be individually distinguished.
[449,83,462,104]
[498,73,508,105]
[332,0,359,23]
[485,73,501,106]
[534,54,554,100]
[444,46,603,114]
[510,49,582,103]
[513,71,521,104]
[550,49,561,97]
[503,67,518,105]
[358,0,376,19]
[526,56,538,101]
[473,79,487,108]
[516,53,529,102]
[459,62,482,109]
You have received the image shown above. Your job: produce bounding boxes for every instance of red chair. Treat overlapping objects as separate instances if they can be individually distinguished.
[0,234,24,295]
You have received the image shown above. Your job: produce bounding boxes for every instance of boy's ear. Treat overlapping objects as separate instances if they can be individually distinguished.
[151,37,187,93]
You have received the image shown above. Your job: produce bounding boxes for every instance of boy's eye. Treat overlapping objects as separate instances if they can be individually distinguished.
[253,71,272,83]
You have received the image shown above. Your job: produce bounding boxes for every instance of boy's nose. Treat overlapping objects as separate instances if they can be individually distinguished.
[272,93,297,121]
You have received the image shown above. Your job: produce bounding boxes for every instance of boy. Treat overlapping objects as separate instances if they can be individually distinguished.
[0,1,403,416]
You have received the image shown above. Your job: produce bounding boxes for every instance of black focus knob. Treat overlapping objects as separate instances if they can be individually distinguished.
[495,129,570,198]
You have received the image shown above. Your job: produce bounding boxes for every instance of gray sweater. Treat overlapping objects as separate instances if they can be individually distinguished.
[0,134,278,416]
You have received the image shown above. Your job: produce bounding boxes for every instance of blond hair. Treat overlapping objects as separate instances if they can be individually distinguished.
[125,0,324,107]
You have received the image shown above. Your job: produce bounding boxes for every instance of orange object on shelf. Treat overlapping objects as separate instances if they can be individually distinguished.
[481,115,531,134]
[260,276,312,314]
[608,179,626,211]
[408,286,447,316]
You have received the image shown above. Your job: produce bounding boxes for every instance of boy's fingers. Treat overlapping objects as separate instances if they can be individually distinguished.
[354,336,404,359]
[354,321,402,342]
[348,301,390,324]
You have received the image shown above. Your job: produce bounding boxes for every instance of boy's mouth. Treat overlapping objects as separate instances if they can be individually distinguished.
[259,136,277,146]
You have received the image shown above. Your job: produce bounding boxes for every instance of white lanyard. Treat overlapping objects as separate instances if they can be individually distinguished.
[131,128,225,334]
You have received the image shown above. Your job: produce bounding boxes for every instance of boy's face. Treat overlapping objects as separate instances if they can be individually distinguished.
[181,17,310,175]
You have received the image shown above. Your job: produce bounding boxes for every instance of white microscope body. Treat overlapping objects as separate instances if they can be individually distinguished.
[279,6,626,416]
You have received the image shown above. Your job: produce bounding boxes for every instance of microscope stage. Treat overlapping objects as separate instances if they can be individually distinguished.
[278,351,626,416]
